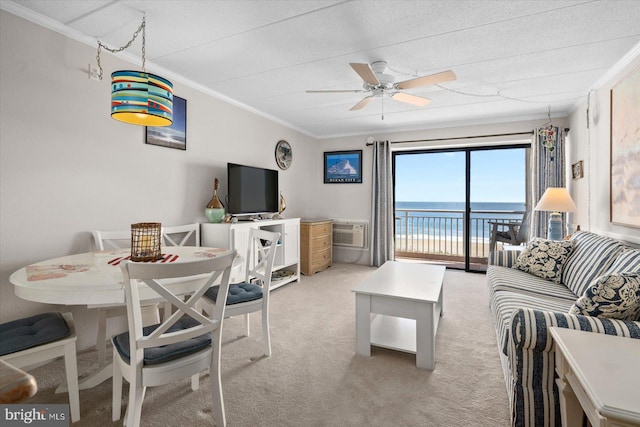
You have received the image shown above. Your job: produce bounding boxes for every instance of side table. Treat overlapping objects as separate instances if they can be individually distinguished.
[550,327,640,427]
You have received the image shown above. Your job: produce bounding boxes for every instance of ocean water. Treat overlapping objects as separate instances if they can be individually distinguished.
[395,201,526,241]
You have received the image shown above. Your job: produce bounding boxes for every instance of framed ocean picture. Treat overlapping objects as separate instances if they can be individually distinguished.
[324,150,362,183]
[145,95,187,150]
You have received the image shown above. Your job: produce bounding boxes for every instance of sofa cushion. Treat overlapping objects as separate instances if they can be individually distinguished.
[605,249,640,273]
[513,238,574,283]
[492,290,574,355]
[488,250,522,267]
[569,272,640,321]
[562,231,626,297]
[488,265,578,302]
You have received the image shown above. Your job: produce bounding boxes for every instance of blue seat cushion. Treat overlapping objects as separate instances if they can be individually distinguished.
[0,312,71,356]
[204,282,263,305]
[112,317,211,366]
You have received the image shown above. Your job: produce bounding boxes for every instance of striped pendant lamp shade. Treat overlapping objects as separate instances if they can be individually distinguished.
[111,71,173,127]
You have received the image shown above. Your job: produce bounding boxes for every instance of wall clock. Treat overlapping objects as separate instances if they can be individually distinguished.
[275,140,292,170]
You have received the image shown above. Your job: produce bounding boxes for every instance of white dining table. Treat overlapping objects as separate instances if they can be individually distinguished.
[9,246,238,390]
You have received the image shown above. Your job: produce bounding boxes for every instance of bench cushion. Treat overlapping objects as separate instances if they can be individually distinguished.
[0,312,71,356]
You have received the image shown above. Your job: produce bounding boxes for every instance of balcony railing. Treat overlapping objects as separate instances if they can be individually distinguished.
[394,208,525,264]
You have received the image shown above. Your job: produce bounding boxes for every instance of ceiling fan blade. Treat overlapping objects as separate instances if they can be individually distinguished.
[395,70,456,90]
[350,96,375,111]
[306,89,365,93]
[350,63,380,86]
[391,92,432,107]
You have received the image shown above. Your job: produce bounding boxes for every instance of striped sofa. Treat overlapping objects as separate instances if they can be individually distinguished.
[487,231,640,427]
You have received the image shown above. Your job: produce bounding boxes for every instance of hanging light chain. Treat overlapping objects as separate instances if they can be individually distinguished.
[96,15,146,80]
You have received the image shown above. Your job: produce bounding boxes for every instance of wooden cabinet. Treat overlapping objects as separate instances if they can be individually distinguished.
[300,219,332,275]
[201,218,300,290]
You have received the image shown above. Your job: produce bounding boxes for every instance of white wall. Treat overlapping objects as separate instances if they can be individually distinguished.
[567,47,640,244]
[313,119,568,263]
[0,11,316,349]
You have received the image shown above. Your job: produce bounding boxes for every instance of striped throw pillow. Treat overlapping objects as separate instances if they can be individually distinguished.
[561,231,625,296]
[606,249,640,273]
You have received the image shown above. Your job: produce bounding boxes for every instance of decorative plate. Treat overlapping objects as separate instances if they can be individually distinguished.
[275,140,292,170]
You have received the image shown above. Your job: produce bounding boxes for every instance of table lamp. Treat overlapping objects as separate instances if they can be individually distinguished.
[534,187,577,240]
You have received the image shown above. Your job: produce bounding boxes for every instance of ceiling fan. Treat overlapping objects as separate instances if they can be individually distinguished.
[306,61,456,111]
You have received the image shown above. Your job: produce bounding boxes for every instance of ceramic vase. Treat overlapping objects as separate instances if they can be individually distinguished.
[205,178,225,223]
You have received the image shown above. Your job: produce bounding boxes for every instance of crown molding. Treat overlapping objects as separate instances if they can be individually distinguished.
[0,1,318,140]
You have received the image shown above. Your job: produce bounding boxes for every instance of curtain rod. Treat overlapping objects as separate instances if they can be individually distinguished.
[365,131,535,146]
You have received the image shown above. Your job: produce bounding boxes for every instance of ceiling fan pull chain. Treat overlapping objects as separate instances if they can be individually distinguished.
[381,95,384,120]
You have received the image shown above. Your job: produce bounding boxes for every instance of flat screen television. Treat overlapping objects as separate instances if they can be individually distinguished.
[227,163,279,216]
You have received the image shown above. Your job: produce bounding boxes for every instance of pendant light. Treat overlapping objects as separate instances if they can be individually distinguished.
[96,15,173,127]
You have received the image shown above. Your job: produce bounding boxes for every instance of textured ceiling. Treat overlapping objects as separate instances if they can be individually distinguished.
[4,0,640,138]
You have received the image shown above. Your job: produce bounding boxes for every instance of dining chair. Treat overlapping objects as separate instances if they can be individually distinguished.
[0,312,80,422]
[488,211,531,252]
[163,223,200,247]
[201,228,280,357]
[112,250,236,427]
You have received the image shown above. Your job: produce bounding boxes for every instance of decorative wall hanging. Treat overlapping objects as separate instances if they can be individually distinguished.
[324,150,363,183]
[145,95,187,150]
[571,161,584,180]
[539,106,556,152]
[275,140,292,170]
[96,15,173,127]
[610,66,640,228]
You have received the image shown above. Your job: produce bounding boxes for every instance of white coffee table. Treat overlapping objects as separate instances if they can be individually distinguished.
[352,261,445,370]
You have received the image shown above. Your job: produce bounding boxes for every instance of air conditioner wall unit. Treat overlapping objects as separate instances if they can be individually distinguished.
[332,221,367,248]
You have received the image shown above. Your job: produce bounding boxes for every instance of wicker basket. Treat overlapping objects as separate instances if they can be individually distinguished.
[131,222,162,262]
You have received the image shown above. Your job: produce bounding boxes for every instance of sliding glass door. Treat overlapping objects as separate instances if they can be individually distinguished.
[393,144,529,272]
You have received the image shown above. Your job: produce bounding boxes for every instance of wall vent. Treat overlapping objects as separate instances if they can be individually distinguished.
[332,221,367,248]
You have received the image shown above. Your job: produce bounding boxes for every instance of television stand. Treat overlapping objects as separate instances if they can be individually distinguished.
[201,218,300,290]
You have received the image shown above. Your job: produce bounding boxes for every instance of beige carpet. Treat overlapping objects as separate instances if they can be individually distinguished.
[24,263,509,426]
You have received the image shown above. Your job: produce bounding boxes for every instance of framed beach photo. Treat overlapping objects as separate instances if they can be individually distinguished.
[324,150,362,183]
[145,95,187,150]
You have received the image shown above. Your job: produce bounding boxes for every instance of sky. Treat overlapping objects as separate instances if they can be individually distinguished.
[394,148,526,203]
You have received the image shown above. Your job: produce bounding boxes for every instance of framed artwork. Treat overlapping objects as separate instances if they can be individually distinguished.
[275,140,292,170]
[145,95,187,150]
[324,150,362,183]
[571,161,584,180]
[610,66,640,228]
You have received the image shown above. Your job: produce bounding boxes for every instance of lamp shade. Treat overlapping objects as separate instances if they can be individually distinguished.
[111,71,173,127]
[534,187,577,213]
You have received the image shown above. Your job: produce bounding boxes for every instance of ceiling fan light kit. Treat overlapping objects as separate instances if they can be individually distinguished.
[307,61,455,114]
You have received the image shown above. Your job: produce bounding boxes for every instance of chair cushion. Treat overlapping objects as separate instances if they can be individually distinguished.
[112,317,211,365]
[0,312,71,356]
[562,231,626,296]
[513,238,575,283]
[569,272,640,321]
[204,282,263,305]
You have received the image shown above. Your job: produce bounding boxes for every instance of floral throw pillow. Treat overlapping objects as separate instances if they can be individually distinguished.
[569,272,640,321]
[513,238,575,283]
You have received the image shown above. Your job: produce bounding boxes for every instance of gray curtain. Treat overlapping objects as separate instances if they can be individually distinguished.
[370,140,394,267]
[530,127,567,238]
